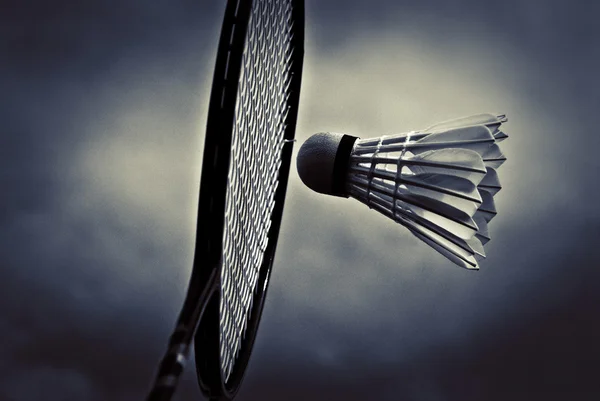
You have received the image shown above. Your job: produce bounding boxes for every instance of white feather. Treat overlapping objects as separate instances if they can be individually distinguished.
[345,113,508,269]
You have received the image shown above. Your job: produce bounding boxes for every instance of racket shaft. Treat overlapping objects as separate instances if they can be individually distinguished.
[147,270,218,401]
[147,336,189,401]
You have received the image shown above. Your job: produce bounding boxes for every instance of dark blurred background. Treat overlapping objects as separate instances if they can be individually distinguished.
[1,1,599,400]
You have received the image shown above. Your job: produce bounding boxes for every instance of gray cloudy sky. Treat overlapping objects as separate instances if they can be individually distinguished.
[2,1,599,400]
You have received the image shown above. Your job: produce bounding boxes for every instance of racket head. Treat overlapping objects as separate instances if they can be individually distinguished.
[192,0,304,399]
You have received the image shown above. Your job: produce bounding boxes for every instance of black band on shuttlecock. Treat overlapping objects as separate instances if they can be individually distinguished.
[331,134,358,197]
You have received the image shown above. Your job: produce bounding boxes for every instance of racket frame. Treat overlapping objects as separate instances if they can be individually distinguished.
[191,0,305,399]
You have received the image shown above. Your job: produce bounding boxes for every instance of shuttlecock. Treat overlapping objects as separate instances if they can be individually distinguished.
[297,113,508,270]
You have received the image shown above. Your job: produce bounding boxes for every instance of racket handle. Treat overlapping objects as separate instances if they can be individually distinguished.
[147,385,176,401]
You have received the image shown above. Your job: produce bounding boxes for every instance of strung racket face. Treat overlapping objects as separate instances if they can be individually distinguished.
[193,0,304,399]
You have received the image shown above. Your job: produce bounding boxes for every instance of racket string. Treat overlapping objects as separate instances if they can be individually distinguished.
[220,0,295,381]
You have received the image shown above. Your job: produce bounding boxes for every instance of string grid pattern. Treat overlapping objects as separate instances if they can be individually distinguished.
[220,0,295,381]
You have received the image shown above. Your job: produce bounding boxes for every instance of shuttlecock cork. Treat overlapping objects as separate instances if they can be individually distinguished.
[297,113,508,270]
[297,132,359,197]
